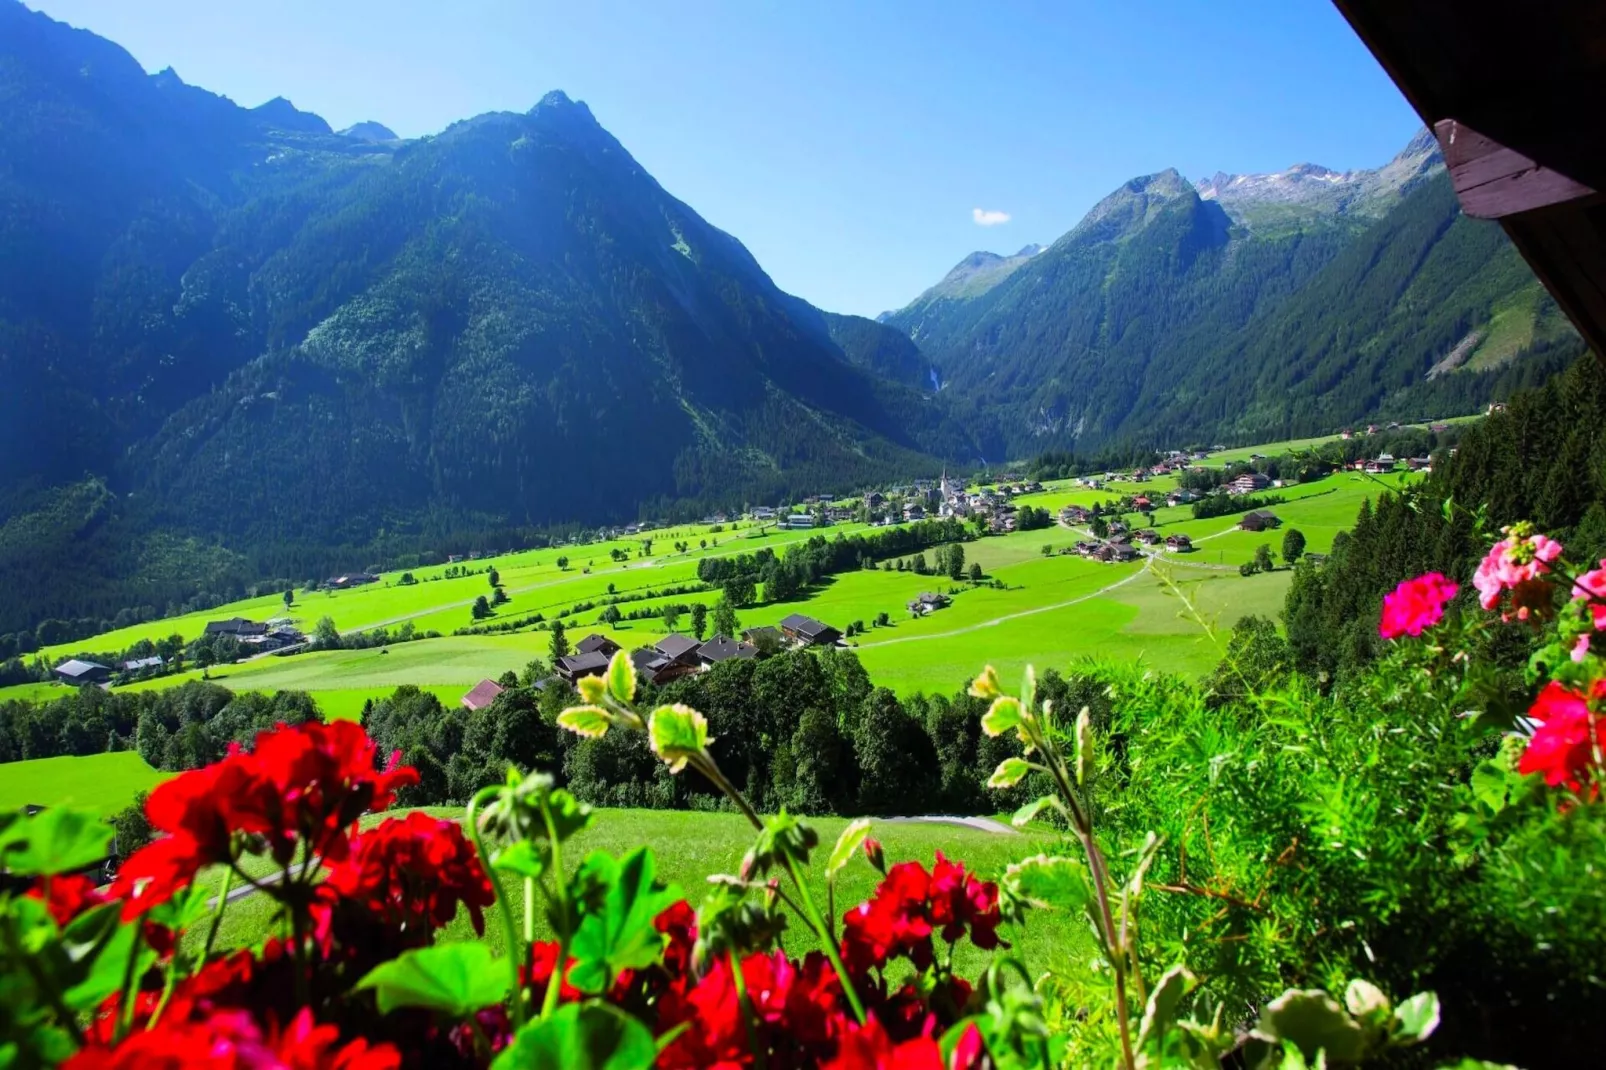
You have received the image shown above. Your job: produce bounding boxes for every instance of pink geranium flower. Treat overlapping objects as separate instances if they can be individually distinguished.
[1380,572,1460,639]
[1473,529,1563,616]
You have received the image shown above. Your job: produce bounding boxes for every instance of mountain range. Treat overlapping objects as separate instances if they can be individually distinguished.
[0,0,1581,634]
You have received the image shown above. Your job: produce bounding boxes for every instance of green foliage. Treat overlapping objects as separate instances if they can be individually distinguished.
[355,943,509,1016]
[567,848,682,994]
[492,1002,656,1070]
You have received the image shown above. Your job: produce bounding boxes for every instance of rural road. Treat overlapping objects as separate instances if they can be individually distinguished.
[886,815,1017,835]
[212,858,319,907]
[856,555,1153,649]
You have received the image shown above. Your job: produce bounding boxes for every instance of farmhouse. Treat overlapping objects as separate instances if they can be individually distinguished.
[782,512,817,529]
[778,613,842,646]
[696,635,758,666]
[325,573,380,590]
[1166,489,1201,507]
[1239,510,1282,532]
[1165,534,1194,552]
[53,659,111,685]
[460,679,504,712]
[630,646,700,687]
[205,617,267,637]
[1228,472,1271,495]
[575,633,621,657]
[122,656,164,672]
[906,591,950,616]
[654,634,703,667]
[556,651,610,683]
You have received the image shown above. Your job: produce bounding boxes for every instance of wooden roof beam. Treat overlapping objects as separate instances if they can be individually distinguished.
[1435,118,1598,220]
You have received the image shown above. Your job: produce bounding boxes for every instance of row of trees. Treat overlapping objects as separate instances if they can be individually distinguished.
[0,681,319,771]
[357,647,1106,818]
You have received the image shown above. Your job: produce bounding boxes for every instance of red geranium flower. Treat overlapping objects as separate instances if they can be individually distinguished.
[249,720,419,866]
[64,1007,399,1070]
[1379,572,1459,639]
[842,857,1005,976]
[1519,680,1606,793]
[29,872,107,928]
[821,1014,945,1070]
[317,812,494,943]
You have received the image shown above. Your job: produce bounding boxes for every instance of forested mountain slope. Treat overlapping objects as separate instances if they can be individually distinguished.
[0,1,977,633]
[884,135,1578,456]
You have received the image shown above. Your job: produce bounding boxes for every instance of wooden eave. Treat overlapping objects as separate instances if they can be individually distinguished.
[1332,0,1606,357]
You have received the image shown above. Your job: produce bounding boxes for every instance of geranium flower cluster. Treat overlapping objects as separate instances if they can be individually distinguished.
[1383,524,1606,797]
[19,720,1017,1070]
[112,720,419,918]
[841,853,1005,975]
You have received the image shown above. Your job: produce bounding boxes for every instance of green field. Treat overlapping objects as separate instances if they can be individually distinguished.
[0,751,169,815]
[0,466,1423,720]
[204,808,1087,979]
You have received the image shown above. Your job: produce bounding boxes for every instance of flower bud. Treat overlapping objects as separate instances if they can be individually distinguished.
[863,837,886,875]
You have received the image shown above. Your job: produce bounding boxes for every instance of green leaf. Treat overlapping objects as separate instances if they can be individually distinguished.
[546,788,594,843]
[988,757,1031,789]
[968,665,1002,699]
[1138,964,1198,1048]
[355,943,509,1016]
[60,904,146,1012]
[1469,761,1513,814]
[1253,989,1366,1063]
[3,807,112,876]
[568,848,682,995]
[1010,796,1066,828]
[981,696,1023,738]
[606,649,637,705]
[742,811,819,879]
[1342,979,1389,1023]
[491,1001,656,1070]
[558,706,613,739]
[826,818,871,879]
[1075,705,1094,786]
[1391,991,1440,1044]
[648,704,711,773]
[1002,854,1089,912]
[577,675,608,705]
[493,839,547,880]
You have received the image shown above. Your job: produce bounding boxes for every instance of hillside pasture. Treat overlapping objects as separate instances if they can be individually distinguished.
[0,751,168,815]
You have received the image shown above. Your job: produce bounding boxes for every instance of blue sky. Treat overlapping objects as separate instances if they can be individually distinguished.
[31,0,1421,317]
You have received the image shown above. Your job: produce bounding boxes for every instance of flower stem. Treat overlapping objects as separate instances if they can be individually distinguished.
[538,801,572,1021]
[781,853,866,1024]
[114,923,145,1042]
[1039,726,1135,1070]
[202,867,233,963]
[467,785,526,1029]
[730,949,767,1070]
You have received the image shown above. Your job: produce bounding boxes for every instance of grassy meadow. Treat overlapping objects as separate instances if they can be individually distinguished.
[202,808,1088,980]
[0,751,169,815]
[2,465,1422,721]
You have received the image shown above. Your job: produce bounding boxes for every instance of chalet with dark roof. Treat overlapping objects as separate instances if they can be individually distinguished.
[654,634,702,666]
[556,650,610,683]
[1164,534,1194,552]
[461,679,505,711]
[575,634,621,657]
[696,635,757,666]
[205,617,267,637]
[778,613,842,646]
[907,591,950,615]
[630,647,699,686]
[1239,510,1282,532]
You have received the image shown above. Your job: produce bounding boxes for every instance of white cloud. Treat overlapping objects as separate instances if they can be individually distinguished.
[972,207,1011,226]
